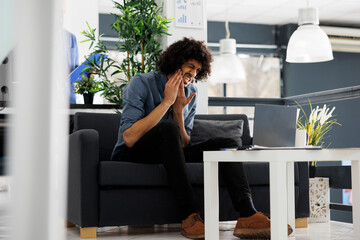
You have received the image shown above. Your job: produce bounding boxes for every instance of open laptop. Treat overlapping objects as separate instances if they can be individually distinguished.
[251,104,298,148]
[220,104,320,151]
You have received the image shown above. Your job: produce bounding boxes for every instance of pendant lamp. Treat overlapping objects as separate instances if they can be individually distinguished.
[208,10,246,85]
[286,7,333,63]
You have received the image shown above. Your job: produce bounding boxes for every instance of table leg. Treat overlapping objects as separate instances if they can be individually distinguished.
[270,161,288,239]
[287,161,295,233]
[352,160,360,239]
[204,161,219,240]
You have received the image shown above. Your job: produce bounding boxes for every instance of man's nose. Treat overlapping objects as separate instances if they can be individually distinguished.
[189,69,196,77]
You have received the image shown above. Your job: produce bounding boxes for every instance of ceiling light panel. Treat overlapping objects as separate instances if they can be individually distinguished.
[334,12,360,22]
[279,0,337,9]
[241,0,289,7]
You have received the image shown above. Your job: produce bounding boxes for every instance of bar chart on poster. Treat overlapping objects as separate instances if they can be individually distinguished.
[175,0,204,28]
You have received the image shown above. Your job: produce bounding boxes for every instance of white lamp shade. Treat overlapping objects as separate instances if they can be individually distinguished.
[286,25,333,63]
[208,54,246,85]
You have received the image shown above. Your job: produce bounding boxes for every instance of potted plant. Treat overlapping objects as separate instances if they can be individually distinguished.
[297,100,341,222]
[73,74,102,104]
[297,100,341,176]
[79,0,172,112]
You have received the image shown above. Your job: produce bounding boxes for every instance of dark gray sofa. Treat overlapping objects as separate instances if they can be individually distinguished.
[67,112,309,237]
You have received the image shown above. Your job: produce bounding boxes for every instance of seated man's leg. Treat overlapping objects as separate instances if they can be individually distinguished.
[184,137,293,239]
[118,120,204,239]
[120,120,196,218]
[184,137,256,216]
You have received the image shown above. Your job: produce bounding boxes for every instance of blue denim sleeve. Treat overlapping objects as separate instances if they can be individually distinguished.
[120,75,147,133]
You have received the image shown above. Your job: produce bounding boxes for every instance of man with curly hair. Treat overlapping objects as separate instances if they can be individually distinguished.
[111,37,292,239]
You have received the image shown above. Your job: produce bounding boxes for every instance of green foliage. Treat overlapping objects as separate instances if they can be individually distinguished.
[80,22,115,79]
[80,21,125,108]
[111,0,172,82]
[79,1,172,111]
[296,100,341,166]
[73,75,102,95]
[101,80,127,112]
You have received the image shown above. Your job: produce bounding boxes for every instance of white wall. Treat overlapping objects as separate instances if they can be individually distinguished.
[158,0,208,114]
[63,0,99,62]
[0,0,14,62]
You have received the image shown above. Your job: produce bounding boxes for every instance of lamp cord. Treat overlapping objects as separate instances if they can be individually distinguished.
[225,0,230,38]
[225,19,230,39]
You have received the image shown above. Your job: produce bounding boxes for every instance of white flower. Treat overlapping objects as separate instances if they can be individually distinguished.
[326,107,335,121]
[310,106,320,123]
[317,106,323,122]
[319,106,335,125]
[318,105,327,124]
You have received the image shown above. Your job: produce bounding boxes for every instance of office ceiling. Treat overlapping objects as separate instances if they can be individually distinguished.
[98,0,360,28]
[207,0,360,27]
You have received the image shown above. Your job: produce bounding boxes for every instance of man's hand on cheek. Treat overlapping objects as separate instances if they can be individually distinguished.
[163,70,182,107]
[173,80,196,113]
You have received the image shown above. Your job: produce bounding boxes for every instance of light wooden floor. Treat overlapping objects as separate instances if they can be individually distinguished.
[0,190,354,240]
[65,221,354,240]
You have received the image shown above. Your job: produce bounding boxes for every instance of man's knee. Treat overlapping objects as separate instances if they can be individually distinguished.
[157,119,180,138]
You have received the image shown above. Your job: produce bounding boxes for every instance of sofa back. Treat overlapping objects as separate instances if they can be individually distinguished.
[73,112,251,161]
[74,112,122,162]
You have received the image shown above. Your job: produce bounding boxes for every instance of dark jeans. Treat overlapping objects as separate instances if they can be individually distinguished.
[118,119,252,219]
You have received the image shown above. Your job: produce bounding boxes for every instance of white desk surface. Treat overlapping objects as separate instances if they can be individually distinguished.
[204,148,360,163]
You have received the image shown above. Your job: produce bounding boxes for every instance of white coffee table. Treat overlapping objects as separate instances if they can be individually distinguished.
[203,149,360,240]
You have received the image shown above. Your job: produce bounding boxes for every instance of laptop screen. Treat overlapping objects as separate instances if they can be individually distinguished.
[253,104,297,147]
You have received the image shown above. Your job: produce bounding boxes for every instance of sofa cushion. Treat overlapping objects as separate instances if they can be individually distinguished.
[194,114,252,146]
[99,161,300,187]
[190,119,244,146]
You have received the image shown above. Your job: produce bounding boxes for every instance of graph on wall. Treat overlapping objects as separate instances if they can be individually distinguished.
[175,0,204,28]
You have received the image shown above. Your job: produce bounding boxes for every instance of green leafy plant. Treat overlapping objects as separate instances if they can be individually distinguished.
[111,0,172,81]
[297,100,341,166]
[73,75,102,95]
[80,22,124,109]
[79,1,172,111]
[80,22,115,80]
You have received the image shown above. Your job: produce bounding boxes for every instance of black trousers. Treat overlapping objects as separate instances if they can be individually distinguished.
[118,119,253,219]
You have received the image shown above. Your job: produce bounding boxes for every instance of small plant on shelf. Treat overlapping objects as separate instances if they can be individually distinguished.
[73,75,102,104]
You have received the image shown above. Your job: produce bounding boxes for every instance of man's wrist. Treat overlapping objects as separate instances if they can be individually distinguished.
[172,107,183,115]
[161,100,172,109]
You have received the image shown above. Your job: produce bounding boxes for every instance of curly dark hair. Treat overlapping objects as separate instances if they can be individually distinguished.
[157,37,213,81]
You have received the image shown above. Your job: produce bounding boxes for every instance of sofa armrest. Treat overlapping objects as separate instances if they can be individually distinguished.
[67,129,99,227]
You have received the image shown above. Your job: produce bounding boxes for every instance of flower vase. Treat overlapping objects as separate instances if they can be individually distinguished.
[83,93,94,104]
[295,129,307,147]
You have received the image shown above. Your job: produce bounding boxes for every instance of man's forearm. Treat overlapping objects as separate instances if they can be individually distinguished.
[172,110,189,147]
[123,101,171,147]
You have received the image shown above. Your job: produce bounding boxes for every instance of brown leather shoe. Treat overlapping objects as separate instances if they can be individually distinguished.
[181,213,204,239]
[233,212,293,239]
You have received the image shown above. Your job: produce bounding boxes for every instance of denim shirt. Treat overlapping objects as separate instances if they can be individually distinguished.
[111,71,197,160]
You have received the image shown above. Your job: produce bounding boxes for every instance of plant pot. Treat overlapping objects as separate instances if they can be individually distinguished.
[83,93,94,104]
[309,177,330,222]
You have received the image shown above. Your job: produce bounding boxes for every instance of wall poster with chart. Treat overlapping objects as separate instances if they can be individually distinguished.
[175,0,204,29]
